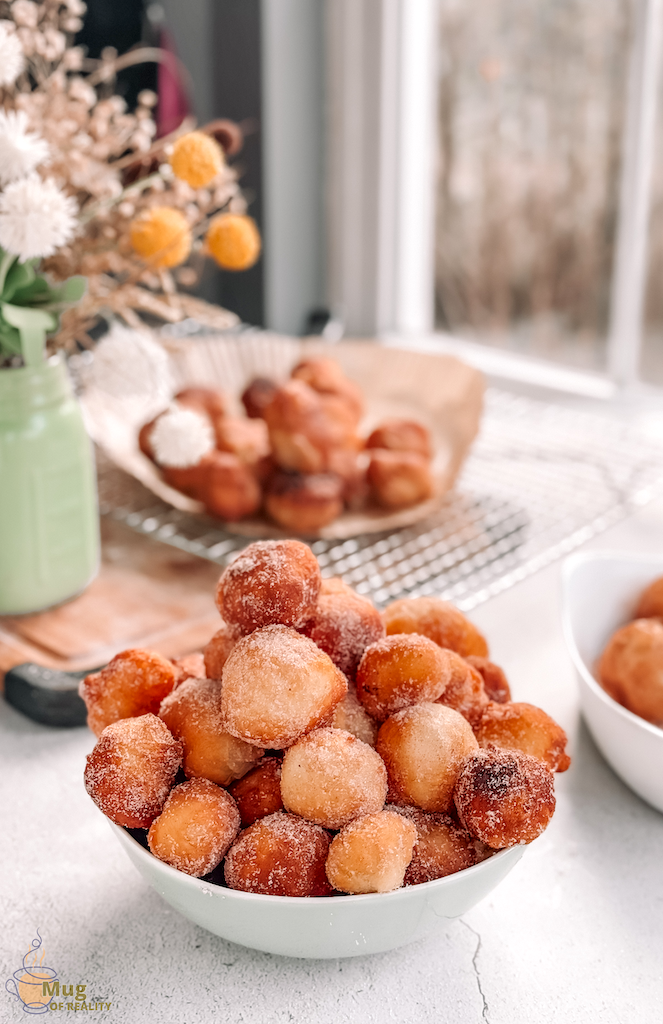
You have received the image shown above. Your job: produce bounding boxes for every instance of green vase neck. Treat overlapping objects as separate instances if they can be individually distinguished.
[0,355,72,422]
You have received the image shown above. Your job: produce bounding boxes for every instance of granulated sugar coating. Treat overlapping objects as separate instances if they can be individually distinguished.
[84,714,182,828]
[382,596,488,659]
[147,778,241,877]
[389,805,484,885]
[203,621,241,680]
[302,590,385,678]
[377,702,478,812]
[325,810,417,893]
[454,747,556,848]
[79,648,178,736]
[159,676,264,786]
[220,625,347,748]
[216,539,321,634]
[435,648,490,728]
[475,701,571,772]
[466,656,511,704]
[280,727,388,829]
[331,688,379,747]
[224,811,333,896]
[356,634,451,722]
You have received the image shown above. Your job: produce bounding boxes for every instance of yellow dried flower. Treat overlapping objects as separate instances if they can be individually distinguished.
[206,213,261,271]
[169,131,224,189]
[129,206,192,268]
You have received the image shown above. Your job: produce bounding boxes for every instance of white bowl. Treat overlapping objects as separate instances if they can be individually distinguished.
[111,823,524,958]
[562,550,663,813]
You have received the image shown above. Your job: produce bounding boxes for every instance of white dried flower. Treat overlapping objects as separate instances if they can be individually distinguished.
[0,110,49,186]
[0,174,78,259]
[0,21,25,86]
[11,2,39,28]
[151,406,215,468]
[89,324,173,403]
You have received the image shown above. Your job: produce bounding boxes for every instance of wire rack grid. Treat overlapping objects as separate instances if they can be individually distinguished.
[96,387,663,611]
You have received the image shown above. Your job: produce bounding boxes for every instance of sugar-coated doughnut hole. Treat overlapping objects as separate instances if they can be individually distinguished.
[224,812,333,896]
[220,625,347,748]
[325,810,417,894]
[635,576,663,619]
[203,621,240,680]
[159,676,264,786]
[389,806,483,884]
[228,757,284,827]
[356,634,450,722]
[377,703,478,812]
[241,376,279,419]
[331,689,379,747]
[303,588,385,678]
[265,379,359,475]
[475,701,571,772]
[84,714,182,828]
[161,452,215,500]
[382,596,489,658]
[216,539,321,634]
[147,778,240,877]
[435,649,490,728]
[291,357,364,424]
[80,648,178,736]
[366,418,433,460]
[454,747,556,849]
[280,727,387,829]
[367,450,433,509]
[264,471,344,533]
[598,618,663,725]
[171,652,206,685]
[466,656,511,704]
[202,450,262,521]
[214,416,270,466]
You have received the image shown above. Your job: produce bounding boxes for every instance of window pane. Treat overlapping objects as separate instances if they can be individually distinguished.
[435,0,633,371]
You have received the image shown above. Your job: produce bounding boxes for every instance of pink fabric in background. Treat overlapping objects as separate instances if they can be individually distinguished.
[157,28,190,137]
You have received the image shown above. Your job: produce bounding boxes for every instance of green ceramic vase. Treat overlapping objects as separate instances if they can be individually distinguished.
[0,355,99,614]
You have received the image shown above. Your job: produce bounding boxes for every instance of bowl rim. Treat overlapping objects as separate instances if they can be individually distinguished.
[111,820,523,906]
[561,549,663,740]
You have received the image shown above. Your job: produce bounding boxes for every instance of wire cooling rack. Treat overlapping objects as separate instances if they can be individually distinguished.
[96,388,663,611]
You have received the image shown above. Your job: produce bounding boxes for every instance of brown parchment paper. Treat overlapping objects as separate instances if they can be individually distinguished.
[81,334,485,540]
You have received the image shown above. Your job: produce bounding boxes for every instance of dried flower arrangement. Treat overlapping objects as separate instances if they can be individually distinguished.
[0,0,260,367]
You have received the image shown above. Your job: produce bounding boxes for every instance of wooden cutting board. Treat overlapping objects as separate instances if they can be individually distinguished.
[0,518,223,686]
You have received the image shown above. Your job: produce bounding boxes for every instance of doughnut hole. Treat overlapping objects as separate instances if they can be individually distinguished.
[80,648,178,736]
[356,634,450,722]
[367,449,433,509]
[224,812,333,896]
[291,357,364,424]
[220,625,347,748]
[265,379,358,474]
[382,596,489,658]
[331,689,379,747]
[213,416,270,466]
[475,701,571,772]
[598,618,663,725]
[389,806,482,884]
[84,714,182,828]
[635,576,663,619]
[159,676,264,786]
[203,621,240,680]
[147,778,240,877]
[202,451,261,521]
[216,539,321,634]
[303,589,385,678]
[264,471,343,533]
[228,757,284,827]
[138,417,158,461]
[435,649,490,728]
[241,376,279,419]
[366,418,433,460]
[174,386,226,420]
[454,747,556,849]
[376,703,478,812]
[466,656,511,704]
[171,652,206,685]
[161,452,214,500]
[325,810,417,894]
[280,727,387,829]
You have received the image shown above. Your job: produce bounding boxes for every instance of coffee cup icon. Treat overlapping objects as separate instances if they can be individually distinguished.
[5,934,57,1015]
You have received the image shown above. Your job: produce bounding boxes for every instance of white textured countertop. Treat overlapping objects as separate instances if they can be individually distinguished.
[3,500,663,1024]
